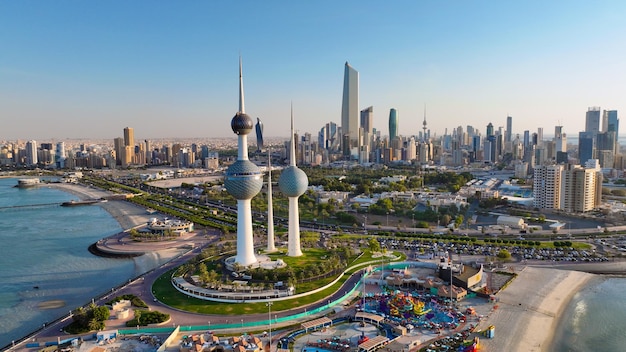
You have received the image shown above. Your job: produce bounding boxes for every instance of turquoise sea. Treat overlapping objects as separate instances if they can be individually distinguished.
[551,276,626,352]
[0,178,171,348]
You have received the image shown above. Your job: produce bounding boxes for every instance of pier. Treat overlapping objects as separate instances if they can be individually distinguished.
[0,202,62,210]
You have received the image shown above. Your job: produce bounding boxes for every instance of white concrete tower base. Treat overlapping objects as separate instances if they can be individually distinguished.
[287,197,303,257]
[234,198,257,266]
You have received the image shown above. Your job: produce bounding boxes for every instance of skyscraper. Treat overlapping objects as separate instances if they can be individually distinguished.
[578,131,594,166]
[389,108,398,141]
[224,58,264,266]
[533,164,564,210]
[360,106,373,134]
[278,105,308,257]
[114,137,124,166]
[505,116,513,143]
[123,127,134,148]
[123,127,134,166]
[55,142,66,169]
[561,164,602,213]
[255,118,264,152]
[554,126,566,153]
[585,107,601,136]
[341,62,359,155]
[486,123,494,137]
[605,110,619,134]
[604,110,619,153]
[25,140,37,166]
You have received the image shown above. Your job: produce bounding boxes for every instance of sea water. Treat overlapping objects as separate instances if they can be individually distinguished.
[552,276,626,352]
[0,178,170,348]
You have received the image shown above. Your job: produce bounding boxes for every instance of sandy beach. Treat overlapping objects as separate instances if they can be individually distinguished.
[48,182,153,230]
[475,266,594,352]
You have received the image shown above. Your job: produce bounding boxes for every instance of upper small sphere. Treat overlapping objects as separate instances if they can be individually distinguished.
[278,166,308,197]
[231,112,254,135]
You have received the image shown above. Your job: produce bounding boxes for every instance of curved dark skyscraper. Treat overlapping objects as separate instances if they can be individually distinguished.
[255,117,264,152]
[389,108,398,140]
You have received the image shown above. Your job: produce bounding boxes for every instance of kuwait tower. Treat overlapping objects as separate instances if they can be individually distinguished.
[224,58,264,266]
[279,105,308,257]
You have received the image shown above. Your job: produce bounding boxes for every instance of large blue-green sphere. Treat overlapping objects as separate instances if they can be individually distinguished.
[225,160,263,199]
[278,166,308,197]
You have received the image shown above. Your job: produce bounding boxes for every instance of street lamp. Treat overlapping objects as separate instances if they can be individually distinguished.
[386,212,389,227]
[448,251,453,305]
[266,302,273,352]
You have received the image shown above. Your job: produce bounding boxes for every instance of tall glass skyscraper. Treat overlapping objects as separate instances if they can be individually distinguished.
[505,116,513,143]
[605,110,619,134]
[578,131,594,166]
[341,62,359,155]
[389,108,398,141]
[360,106,373,134]
[585,107,601,136]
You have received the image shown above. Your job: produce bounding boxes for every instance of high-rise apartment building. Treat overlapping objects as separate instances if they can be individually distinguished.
[341,62,359,155]
[561,164,602,213]
[25,140,37,166]
[533,164,564,209]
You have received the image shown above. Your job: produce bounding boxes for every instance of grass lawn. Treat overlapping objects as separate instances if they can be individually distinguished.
[152,250,402,315]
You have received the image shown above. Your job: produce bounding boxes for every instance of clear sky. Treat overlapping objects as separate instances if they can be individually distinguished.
[1,0,626,141]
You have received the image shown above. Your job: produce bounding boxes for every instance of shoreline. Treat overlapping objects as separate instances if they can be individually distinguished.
[47,182,152,231]
[476,266,594,352]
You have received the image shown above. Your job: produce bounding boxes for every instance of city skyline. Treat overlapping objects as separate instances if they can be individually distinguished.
[1,1,626,140]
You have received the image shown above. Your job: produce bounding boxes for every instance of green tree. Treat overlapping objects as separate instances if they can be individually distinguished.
[92,306,110,322]
[497,249,511,260]
[454,215,464,228]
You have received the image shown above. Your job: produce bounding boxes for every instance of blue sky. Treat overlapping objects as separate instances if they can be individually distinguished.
[1,1,626,141]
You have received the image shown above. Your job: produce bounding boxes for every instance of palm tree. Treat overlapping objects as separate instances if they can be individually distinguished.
[135,310,142,325]
[88,318,101,331]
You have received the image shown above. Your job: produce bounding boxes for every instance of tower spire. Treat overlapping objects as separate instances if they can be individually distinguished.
[239,56,245,114]
[422,104,428,140]
[290,102,296,167]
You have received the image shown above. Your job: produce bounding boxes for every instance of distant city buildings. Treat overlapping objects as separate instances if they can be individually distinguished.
[0,63,623,214]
